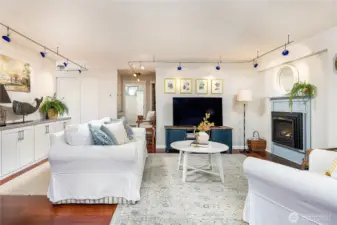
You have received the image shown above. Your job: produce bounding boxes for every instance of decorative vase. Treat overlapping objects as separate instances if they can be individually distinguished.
[47,108,58,120]
[196,131,209,144]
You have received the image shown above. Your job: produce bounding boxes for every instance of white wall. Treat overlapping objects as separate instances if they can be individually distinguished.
[56,67,117,123]
[155,64,262,148]
[0,41,55,122]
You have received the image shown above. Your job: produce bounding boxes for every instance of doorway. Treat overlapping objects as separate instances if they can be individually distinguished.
[124,82,146,124]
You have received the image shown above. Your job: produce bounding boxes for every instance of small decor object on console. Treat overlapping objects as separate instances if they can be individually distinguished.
[193,113,215,145]
[40,93,68,119]
[211,79,223,94]
[196,79,208,94]
[13,97,43,122]
[164,78,176,94]
[289,81,317,111]
[180,78,192,94]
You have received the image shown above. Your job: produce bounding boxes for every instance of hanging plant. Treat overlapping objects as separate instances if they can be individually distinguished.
[289,81,317,111]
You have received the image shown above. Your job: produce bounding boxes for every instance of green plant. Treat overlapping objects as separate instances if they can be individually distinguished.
[289,81,317,110]
[40,93,68,116]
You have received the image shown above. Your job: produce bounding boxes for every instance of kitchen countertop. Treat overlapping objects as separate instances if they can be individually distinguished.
[0,117,71,131]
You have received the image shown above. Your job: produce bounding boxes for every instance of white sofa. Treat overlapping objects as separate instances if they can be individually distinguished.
[47,127,147,204]
[243,149,337,225]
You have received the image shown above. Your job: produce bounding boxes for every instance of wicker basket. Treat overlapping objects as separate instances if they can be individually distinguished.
[247,131,266,152]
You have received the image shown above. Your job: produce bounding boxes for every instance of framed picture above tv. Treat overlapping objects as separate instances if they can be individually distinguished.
[180,78,192,94]
[196,79,208,94]
[164,78,176,94]
[211,79,223,94]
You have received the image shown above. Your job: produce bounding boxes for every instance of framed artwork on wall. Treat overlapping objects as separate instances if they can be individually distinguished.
[180,78,192,94]
[195,79,208,94]
[0,54,31,92]
[211,79,223,94]
[164,78,176,94]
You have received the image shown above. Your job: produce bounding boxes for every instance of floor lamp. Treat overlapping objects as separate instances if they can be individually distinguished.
[237,90,252,153]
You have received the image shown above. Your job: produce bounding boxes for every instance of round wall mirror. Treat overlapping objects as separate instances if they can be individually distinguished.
[278,65,299,93]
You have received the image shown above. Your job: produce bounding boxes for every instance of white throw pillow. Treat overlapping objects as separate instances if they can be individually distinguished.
[146,111,155,121]
[65,123,94,146]
[101,122,129,145]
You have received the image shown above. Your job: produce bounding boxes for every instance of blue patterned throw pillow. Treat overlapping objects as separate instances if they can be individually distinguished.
[88,124,114,145]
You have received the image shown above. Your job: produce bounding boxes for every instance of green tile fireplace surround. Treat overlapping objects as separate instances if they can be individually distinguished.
[165,126,233,153]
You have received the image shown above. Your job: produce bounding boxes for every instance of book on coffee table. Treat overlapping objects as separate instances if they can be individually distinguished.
[190,141,210,148]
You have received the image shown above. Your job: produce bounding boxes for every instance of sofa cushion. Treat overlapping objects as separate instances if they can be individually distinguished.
[88,124,114,145]
[101,122,129,145]
[64,124,94,146]
[107,117,134,140]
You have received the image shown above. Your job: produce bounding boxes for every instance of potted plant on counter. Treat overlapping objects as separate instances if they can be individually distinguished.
[40,94,68,119]
[289,81,317,111]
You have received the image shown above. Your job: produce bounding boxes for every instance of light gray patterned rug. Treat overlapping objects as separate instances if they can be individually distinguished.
[110,153,248,225]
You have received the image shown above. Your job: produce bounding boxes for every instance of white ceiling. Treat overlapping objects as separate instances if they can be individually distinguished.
[1,0,337,68]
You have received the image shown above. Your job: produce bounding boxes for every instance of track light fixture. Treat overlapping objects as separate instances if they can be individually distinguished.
[177,62,182,71]
[140,62,145,70]
[40,48,47,58]
[216,62,221,70]
[282,35,290,56]
[63,60,68,67]
[2,27,11,43]
[253,51,259,68]
[78,69,82,74]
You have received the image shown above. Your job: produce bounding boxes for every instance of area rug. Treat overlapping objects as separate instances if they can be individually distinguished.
[110,153,248,225]
[0,162,50,195]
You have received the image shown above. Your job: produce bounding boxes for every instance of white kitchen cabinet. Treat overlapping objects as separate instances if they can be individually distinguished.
[1,129,19,176]
[18,126,35,168]
[0,118,71,181]
[34,123,51,160]
[51,120,69,133]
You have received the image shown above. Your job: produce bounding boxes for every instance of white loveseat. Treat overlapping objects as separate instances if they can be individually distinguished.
[243,149,337,225]
[47,126,147,204]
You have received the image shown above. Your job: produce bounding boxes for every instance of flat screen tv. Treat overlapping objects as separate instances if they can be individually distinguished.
[173,97,223,126]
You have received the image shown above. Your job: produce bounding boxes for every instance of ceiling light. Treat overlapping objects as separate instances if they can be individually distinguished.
[40,48,47,58]
[2,27,11,43]
[133,73,137,77]
[253,51,259,68]
[177,62,182,71]
[282,46,289,56]
[216,63,221,71]
[282,35,290,56]
[140,65,145,70]
[137,78,140,82]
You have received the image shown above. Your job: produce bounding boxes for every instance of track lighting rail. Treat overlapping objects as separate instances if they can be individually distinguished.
[0,22,87,71]
[128,37,294,71]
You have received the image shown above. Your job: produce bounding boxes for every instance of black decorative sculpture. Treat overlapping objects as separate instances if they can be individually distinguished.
[13,97,43,122]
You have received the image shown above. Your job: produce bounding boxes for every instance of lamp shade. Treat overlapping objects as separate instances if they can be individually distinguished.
[0,85,11,103]
[237,89,252,102]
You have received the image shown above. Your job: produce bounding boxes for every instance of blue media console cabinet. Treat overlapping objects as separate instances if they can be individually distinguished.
[165,126,233,153]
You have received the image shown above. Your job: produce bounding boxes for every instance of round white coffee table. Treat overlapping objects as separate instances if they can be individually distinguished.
[171,140,229,183]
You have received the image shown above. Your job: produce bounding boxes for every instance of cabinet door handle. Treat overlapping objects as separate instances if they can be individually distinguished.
[18,131,20,141]
[47,125,50,133]
[22,130,24,140]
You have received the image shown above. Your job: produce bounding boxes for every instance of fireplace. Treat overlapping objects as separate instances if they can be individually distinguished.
[272,111,303,150]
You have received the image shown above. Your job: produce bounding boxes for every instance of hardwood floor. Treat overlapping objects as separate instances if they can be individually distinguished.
[0,149,300,225]
[0,196,117,225]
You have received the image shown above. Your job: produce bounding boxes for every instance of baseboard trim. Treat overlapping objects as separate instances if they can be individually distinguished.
[0,158,48,185]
